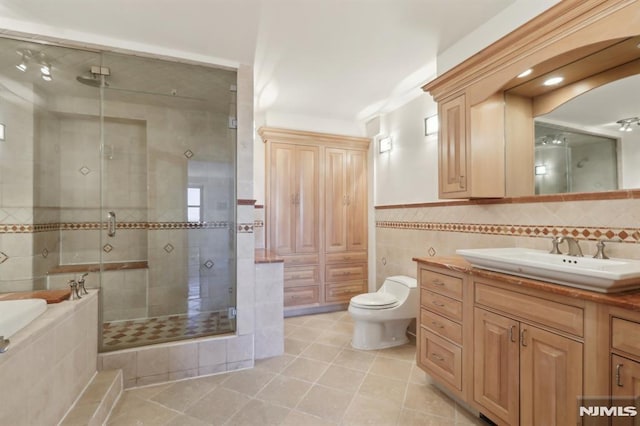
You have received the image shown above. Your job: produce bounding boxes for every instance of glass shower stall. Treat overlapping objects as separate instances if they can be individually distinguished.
[0,36,237,352]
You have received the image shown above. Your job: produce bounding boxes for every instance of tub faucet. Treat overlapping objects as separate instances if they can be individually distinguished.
[0,336,9,353]
[77,273,89,296]
[69,279,81,300]
[558,236,583,257]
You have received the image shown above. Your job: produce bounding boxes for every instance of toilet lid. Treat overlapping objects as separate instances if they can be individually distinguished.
[350,293,399,309]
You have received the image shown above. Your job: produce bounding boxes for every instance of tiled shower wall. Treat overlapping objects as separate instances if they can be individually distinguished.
[375,196,640,288]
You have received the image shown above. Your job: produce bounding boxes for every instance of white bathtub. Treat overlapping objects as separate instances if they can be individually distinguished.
[0,299,47,339]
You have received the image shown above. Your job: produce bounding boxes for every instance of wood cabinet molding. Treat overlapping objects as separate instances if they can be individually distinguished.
[422,0,639,104]
[258,127,370,151]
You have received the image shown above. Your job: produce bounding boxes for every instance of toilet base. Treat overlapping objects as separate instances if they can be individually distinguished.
[350,318,411,350]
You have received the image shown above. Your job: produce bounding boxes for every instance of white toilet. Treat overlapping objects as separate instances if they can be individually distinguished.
[348,275,418,350]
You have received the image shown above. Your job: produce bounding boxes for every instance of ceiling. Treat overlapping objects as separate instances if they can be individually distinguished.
[0,0,516,127]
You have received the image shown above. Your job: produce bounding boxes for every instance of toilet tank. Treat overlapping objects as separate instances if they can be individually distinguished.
[380,275,417,302]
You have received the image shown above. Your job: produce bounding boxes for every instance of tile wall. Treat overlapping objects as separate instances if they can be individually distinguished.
[0,291,98,425]
[375,196,640,288]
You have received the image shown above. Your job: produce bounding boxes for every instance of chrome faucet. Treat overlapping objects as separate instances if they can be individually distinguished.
[77,273,89,296]
[593,238,622,259]
[557,236,583,257]
[69,279,82,300]
[0,336,9,353]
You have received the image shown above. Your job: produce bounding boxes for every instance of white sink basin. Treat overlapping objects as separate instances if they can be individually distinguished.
[456,247,640,293]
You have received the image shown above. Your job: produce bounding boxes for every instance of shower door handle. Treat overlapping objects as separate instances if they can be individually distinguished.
[107,211,116,237]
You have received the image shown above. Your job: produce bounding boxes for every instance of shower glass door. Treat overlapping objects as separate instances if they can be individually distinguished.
[98,52,237,351]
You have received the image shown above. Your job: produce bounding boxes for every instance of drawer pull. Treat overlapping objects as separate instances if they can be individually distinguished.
[616,363,624,387]
[291,275,301,279]
[432,301,445,307]
[431,321,444,329]
[431,353,445,362]
[432,279,445,286]
[343,256,351,260]
[509,325,516,343]
[520,329,528,347]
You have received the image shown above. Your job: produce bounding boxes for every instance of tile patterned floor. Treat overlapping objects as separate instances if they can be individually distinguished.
[107,311,486,425]
[103,311,234,351]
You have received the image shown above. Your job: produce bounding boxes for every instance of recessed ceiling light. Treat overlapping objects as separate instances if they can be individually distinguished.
[517,69,532,78]
[543,76,564,86]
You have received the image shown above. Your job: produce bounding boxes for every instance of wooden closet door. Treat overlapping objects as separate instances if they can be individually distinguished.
[346,150,367,251]
[325,148,348,253]
[295,145,320,254]
[269,143,297,255]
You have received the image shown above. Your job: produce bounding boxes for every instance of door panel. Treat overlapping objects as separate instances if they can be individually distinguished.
[520,325,583,426]
[270,143,296,255]
[295,145,319,254]
[473,308,519,426]
[346,150,367,251]
[325,148,347,252]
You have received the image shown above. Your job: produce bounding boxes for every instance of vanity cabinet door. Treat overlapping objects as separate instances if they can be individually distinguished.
[473,308,520,426]
[611,355,640,426]
[439,94,468,197]
[520,325,583,426]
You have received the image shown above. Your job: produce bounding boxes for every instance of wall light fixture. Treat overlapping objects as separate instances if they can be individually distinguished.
[0,123,5,141]
[425,115,439,136]
[379,136,392,153]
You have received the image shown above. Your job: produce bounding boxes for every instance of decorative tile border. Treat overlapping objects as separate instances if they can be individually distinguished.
[237,223,254,233]
[1,221,234,234]
[376,221,640,243]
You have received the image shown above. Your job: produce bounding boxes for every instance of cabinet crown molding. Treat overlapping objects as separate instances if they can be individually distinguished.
[259,126,370,150]
[422,0,638,101]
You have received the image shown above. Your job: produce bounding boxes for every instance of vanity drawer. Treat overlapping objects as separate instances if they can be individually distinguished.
[420,269,463,300]
[475,282,584,337]
[284,265,319,288]
[419,329,462,391]
[612,317,640,357]
[326,263,366,282]
[421,290,462,322]
[284,286,319,307]
[326,251,368,264]
[421,308,462,345]
[325,281,366,303]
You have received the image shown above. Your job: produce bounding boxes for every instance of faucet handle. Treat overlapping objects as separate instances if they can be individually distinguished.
[593,237,622,259]
[68,280,81,300]
[549,236,563,254]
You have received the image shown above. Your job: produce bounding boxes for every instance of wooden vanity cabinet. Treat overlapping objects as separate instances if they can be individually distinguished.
[417,264,472,401]
[473,280,584,426]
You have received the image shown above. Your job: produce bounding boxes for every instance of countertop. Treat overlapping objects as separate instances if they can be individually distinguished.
[413,255,640,311]
[254,249,284,264]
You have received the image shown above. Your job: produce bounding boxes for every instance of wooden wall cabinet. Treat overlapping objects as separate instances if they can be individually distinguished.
[437,93,506,199]
[261,127,369,314]
[423,0,640,199]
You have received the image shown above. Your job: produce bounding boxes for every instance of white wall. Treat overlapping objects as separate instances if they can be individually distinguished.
[374,95,439,205]
[437,0,560,74]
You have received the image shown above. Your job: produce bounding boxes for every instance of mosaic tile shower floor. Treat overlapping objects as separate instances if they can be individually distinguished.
[102,311,234,351]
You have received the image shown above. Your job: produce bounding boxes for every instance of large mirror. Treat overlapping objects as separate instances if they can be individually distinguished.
[534,73,640,194]
[505,36,640,195]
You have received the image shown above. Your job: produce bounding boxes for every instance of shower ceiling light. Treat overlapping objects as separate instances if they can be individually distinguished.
[616,117,639,132]
[40,64,51,76]
[41,74,52,82]
[16,62,27,72]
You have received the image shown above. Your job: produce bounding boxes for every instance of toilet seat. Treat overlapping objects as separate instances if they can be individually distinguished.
[350,293,399,310]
